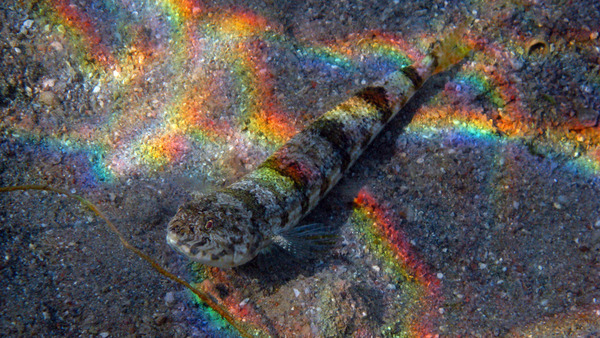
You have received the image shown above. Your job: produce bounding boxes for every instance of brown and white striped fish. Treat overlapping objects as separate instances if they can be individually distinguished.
[167,37,469,268]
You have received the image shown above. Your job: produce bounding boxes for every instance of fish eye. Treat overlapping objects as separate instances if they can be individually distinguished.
[205,220,213,229]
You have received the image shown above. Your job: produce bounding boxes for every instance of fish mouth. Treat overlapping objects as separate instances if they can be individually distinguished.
[166,232,182,249]
[166,232,196,258]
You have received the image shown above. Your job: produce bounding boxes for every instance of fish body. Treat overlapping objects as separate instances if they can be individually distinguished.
[167,39,467,268]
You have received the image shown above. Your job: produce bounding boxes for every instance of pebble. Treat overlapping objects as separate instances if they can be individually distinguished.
[50,41,63,51]
[164,291,175,306]
[38,91,60,107]
[23,19,34,29]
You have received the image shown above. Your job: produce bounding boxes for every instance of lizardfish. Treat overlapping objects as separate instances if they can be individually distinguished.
[167,37,469,268]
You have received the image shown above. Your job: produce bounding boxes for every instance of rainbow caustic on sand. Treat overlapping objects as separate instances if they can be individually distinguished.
[5,0,600,335]
[351,188,442,337]
[14,0,424,185]
[4,0,598,188]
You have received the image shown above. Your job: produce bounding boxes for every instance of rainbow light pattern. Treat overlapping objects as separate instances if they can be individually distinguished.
[3,0,600,336]
[187,265,272,336]
[9,1,599,182]
[7,0,421,188]
[351,188,442,337]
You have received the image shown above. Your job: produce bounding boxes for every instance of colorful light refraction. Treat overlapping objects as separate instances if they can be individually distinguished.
[4,0,600,336]
[8,0,425,187]
[351,188,442,337]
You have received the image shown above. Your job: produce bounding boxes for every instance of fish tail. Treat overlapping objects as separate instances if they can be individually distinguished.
[430,27,472,74]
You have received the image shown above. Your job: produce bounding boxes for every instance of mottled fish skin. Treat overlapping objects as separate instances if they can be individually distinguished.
[167,53,440,268]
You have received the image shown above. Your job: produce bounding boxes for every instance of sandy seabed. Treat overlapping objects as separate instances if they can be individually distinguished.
[1,0,599,336]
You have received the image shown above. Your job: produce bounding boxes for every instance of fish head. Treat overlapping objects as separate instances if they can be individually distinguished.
[166,193,260,268]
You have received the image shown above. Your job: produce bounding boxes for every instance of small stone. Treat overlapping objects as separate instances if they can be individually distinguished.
[591,31,599,40]
[23,19,34,29]
[50,41,63,51]
[99,332,109,338]
[164,291,175,305]
[293,288,300,297]
[38,91,60,107]
[436,272,444,279]
[42,78,56,88]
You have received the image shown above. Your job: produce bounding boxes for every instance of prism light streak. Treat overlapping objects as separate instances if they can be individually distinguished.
[27,0,599,185]
[47,0,117,68]
[12,0,431,185]
[188,266,273,336]
[3,1,599,335]
[352,188,442,337]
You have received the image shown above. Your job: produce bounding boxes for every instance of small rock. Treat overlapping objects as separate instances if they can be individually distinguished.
[38,91,60,107]
[164,291,176,306]
[50,41,63,51]
[23,19,34,29]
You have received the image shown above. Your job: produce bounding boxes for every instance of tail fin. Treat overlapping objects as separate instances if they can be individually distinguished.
[431,27,472,74]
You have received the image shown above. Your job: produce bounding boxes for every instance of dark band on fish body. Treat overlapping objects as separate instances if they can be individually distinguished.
[291,139,339,199]
[356,87,393,121]
[221,188,266,230]
[245,173,291,228]
[260,156,311,191]
[401,66,423,88]
[258,156,314,213]
[308,118,354,171]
